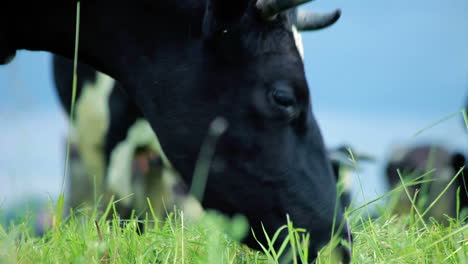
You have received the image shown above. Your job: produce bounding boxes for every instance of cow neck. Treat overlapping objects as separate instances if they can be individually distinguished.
[5,1,205,91]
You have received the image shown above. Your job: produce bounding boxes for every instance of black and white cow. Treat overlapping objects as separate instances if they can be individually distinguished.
[1,0,350,260]
[53,54,202,221]
[385,144,467,221]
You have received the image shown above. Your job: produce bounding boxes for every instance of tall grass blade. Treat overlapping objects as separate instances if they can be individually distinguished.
[190,117,228,201]
[61,1,81,195]
[397,169,428,229]
[420,167,465,220]
[413,110,464,137]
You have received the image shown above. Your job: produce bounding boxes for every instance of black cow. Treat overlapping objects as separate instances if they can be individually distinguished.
[1,0,349,260]
[385,144,467,221]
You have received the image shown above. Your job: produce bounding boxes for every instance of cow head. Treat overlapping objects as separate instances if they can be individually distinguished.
[135,0,348,258]
[1,0,349,260]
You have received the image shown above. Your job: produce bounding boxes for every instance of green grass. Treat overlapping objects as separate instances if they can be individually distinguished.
[1,2,466,263]
[0,197,466,264]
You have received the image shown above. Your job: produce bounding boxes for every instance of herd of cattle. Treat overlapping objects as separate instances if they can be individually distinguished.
[1,0,467,262]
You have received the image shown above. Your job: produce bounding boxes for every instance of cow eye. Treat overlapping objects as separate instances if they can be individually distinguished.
[272,89,296,107]
[269,85,298,118]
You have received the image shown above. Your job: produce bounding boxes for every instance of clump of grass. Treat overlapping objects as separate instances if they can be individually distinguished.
[1,195,466,264]
[0,204,256,264]
[351,214,466,263]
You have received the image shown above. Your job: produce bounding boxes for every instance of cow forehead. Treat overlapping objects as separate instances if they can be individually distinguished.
[204,24,304,76]
[213,8,298,54]
[238,14,307,84]
[237,27,303,64]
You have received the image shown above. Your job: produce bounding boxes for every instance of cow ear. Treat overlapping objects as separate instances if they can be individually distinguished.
[0,34,16,65]
[203,0,250,35]
[451,152,466,172]
[0,50,16,65]
[385,161,402,188]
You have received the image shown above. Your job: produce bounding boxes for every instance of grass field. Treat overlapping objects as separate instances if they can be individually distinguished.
[0,192,466,264]
[0,3,466,263]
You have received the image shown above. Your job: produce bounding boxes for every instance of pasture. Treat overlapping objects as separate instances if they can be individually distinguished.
[1,189,467,263]
[1,0,468,263]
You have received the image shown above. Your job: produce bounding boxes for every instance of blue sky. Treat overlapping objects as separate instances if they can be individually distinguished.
[307,0,468,116]
[1,0,467,209]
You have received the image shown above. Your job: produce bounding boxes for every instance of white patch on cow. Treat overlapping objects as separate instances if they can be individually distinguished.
[72,73,114,200]
[106,119,175,204]
[71,76,203,219]
[107,119,162,206]
[339,166,353,193]
[292,25,304,60]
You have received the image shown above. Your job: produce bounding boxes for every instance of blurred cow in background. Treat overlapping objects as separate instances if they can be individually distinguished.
[385,144,466,221]
[53,55,202,221]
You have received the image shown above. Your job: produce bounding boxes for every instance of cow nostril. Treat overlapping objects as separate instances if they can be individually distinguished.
[337,244,352,264]
[327,243,352,264]
[338,221,353,264]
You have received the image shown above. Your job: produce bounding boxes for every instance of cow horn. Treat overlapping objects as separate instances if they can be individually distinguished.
[256,0,341,30]
[256,0,314,20]
[295,9,341,31]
